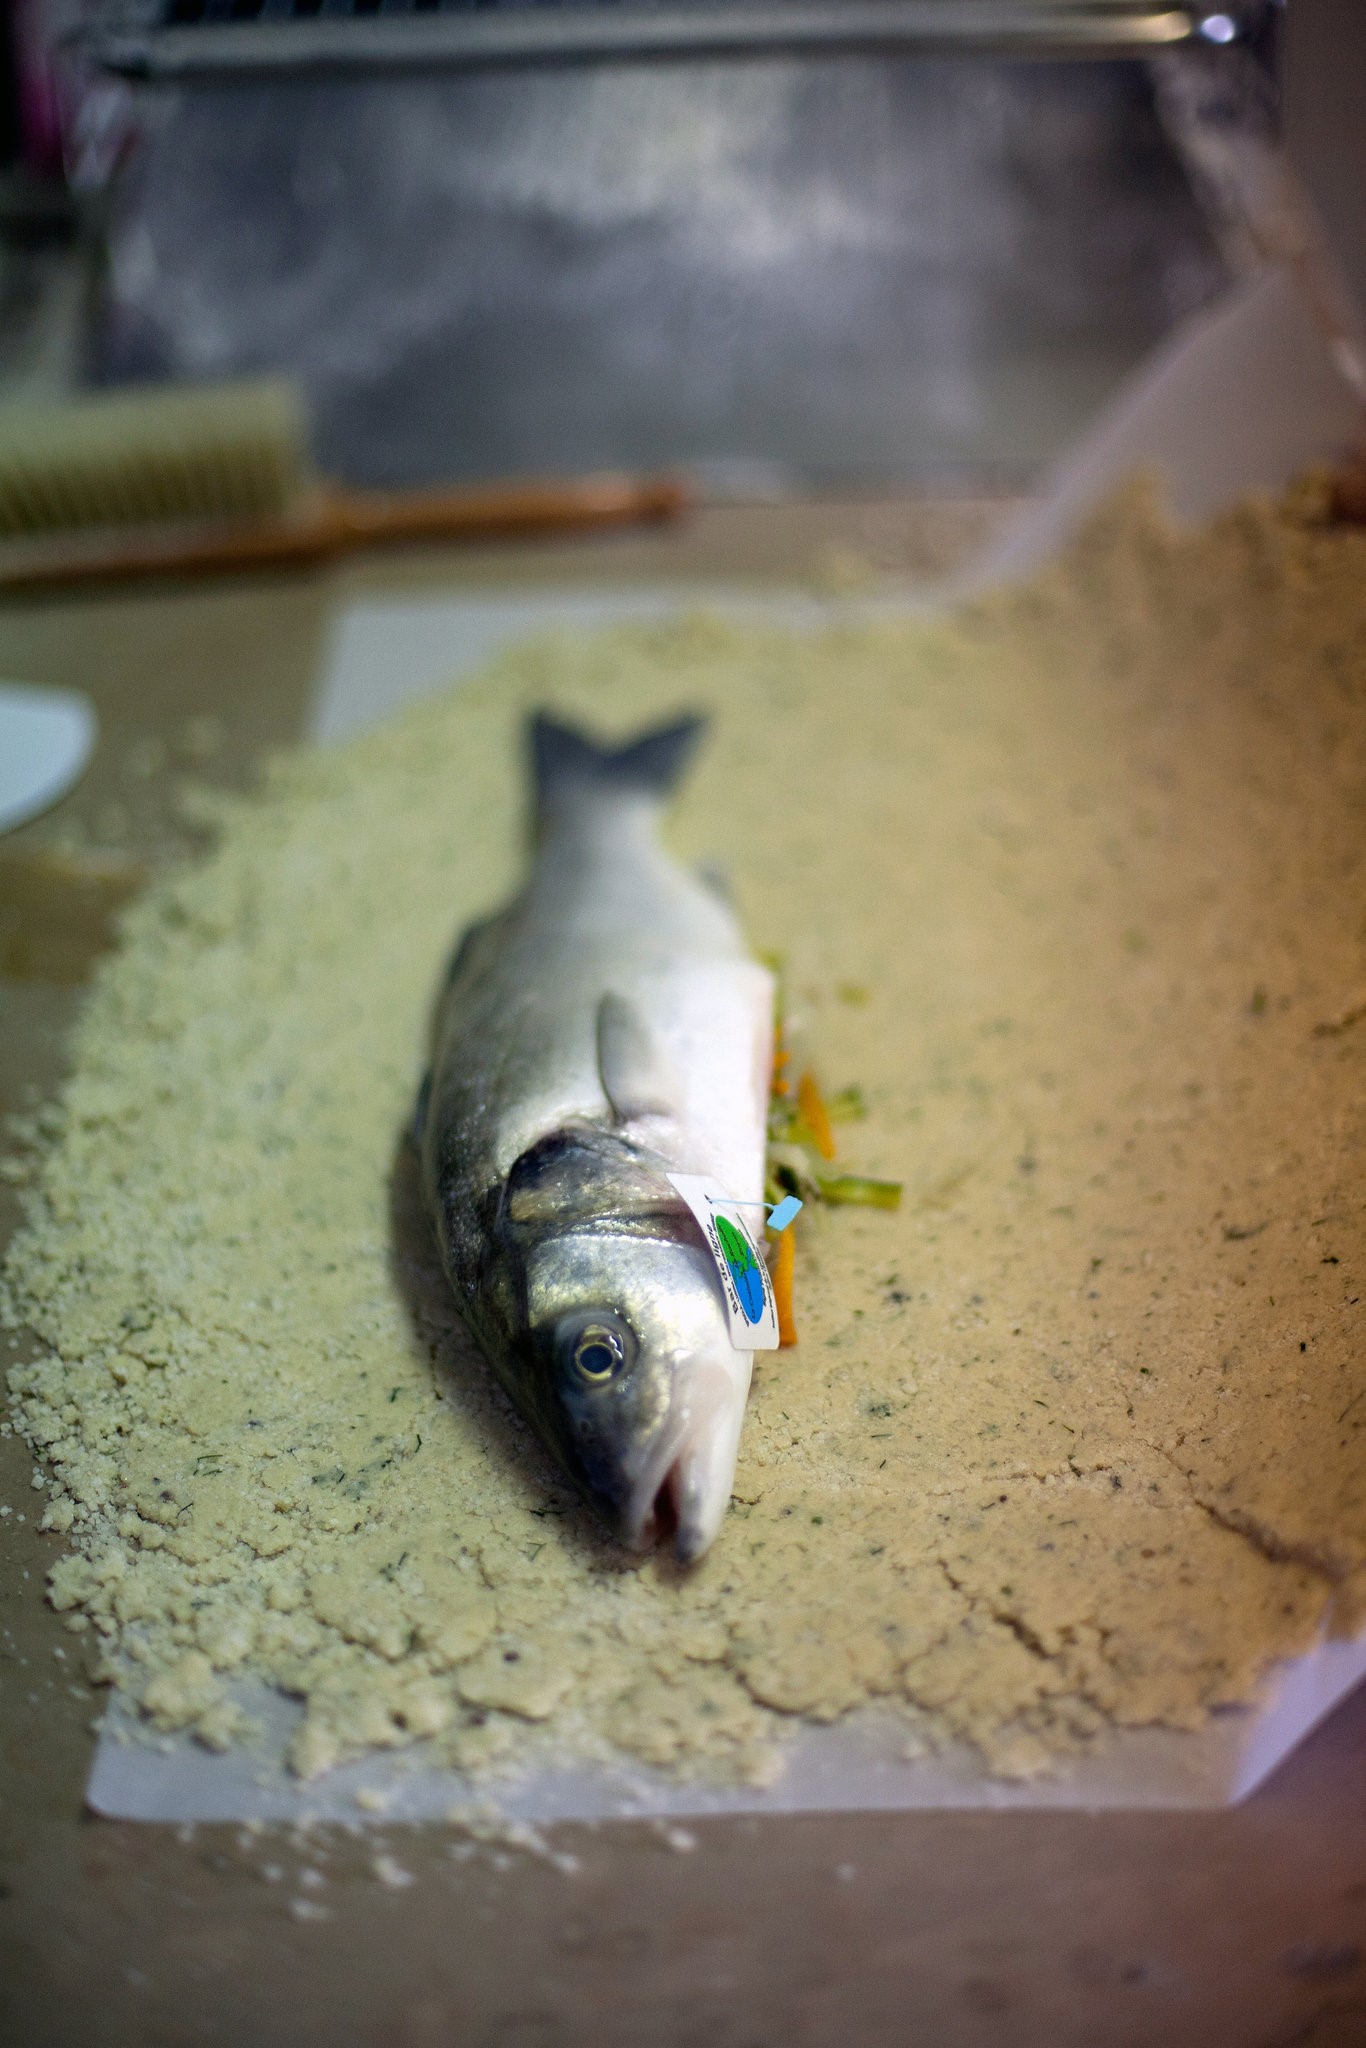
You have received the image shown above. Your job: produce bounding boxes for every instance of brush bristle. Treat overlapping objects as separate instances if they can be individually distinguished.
[0,378,310,537]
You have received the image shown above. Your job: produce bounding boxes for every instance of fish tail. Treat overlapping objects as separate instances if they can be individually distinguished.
[530,710,706,815]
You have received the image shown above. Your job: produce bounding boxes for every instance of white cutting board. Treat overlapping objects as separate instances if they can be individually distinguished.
[87,261,1366,1820]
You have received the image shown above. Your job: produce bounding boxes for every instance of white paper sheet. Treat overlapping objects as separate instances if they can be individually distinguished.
[86,1629,1366,1823]
[959,262,1363,592]
[87,261,1366,1821]
[313,586,838,746]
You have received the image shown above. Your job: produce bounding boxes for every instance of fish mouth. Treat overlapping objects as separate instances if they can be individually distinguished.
[623,1450,703,1562]
[620,1418,691,1558]
[620,1363,744,1565]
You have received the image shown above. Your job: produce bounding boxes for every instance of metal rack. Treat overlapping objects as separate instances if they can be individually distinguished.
[81,1,1268,82]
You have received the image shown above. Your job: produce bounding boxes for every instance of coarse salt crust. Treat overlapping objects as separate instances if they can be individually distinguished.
[4,479,1366,1785]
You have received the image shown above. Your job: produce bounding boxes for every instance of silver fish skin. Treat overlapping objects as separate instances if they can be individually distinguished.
[417,712,774,1562]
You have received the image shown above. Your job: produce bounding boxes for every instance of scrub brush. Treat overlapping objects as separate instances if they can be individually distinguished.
[0,378,688,591]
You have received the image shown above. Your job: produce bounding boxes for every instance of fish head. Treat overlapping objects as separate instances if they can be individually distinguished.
[520,1228,750,1564]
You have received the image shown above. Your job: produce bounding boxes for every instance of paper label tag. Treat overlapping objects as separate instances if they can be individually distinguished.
[667,1173,780,1351]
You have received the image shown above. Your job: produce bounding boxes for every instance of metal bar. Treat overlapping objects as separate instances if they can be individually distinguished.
[82,3,1252,83]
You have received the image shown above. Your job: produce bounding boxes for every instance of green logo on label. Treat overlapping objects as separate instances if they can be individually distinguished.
[715,1215,765,1324]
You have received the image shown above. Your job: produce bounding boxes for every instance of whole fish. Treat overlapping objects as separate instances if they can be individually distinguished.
[416,711,774,1562]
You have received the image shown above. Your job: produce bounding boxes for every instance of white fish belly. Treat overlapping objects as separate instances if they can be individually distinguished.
[618,958,773,1200]
[487,797,773,1197]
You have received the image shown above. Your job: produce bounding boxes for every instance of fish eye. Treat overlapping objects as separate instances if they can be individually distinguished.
[556,1311,635,1387]
[575,1329,623,1381]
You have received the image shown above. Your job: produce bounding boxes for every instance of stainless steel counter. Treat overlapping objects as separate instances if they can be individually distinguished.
[1,502,1365,2047]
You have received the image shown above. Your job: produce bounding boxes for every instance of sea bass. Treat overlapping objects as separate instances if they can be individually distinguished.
[416,712,774,1562]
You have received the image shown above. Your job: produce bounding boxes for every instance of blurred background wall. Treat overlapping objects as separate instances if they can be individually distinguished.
[90,54,1228,491]
[0,2,1361,498]
[1284,0,1366,323]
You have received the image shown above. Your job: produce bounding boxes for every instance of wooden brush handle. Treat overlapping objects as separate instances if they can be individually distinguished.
[329,475,689,545]
[0,473,690,592]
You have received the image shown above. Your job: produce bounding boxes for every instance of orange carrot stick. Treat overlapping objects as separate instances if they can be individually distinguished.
[797,1070,837,1162]
[771,1224,798,1347]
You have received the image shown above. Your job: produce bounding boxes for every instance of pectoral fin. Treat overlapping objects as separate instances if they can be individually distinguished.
[596,991,678,1123]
